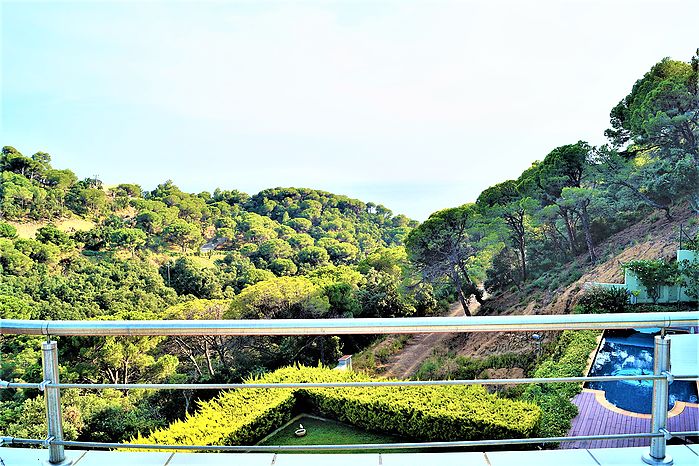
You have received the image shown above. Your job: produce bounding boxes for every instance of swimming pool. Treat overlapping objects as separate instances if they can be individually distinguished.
[586,330,698,414]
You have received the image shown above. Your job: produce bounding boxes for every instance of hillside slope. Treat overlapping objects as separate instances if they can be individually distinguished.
[375,203,695,373]
[457,202,696,359]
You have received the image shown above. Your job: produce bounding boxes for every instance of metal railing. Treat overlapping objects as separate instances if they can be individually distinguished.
[1,311,698,466]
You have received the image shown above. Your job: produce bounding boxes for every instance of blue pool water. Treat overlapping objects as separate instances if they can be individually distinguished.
[586,331,698,414]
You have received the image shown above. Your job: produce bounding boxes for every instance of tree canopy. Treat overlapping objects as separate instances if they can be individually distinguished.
[405,205,493,315]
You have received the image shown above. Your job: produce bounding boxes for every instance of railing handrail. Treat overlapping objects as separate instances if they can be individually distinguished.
[2,311,698,336]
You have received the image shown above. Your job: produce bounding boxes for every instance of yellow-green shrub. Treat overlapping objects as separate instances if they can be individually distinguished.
[302,384,539,440]
[130,388,295,448]
[132,365,540,449]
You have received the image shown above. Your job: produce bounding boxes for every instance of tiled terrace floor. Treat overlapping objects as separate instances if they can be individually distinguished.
[1,445,698,466]
[564,389,699,449]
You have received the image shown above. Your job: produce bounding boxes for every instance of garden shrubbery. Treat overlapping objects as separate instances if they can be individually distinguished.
[303,384,538,441]
[132,365,540,449]
[414,351,535,382]
[575,286,630,314]
[131,388,296,448]
[623,259,679,304]
[523,330,599,439]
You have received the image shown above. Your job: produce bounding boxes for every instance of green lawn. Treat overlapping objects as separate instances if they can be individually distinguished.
[258,415,423,454]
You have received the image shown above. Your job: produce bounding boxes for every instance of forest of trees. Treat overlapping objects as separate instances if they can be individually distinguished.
[0,142,447,441]
[406,53,698,313]
[0,52,697,442]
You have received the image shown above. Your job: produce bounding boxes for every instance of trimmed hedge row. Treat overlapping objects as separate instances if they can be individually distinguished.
[302,384,538,441]
[132,365,540,448]
[523,330,600,438]
[131,388,295,448]
[129,366,365,448]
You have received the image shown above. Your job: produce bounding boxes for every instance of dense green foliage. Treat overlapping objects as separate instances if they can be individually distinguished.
[0,153,414,261]
[575,287,631,314]
[305,384,537,441]
[0,148,450,442]
[0,149,450,442]
[405,205,496,314]
[679,232,699,299]
[623,259,679,303]
[679,259,699,300]
[414,351,535,387]
[604,56,699,216]
[134,386,296,447]
[133,365,540,448]
[0,388,169,444]
[523,330,600,440]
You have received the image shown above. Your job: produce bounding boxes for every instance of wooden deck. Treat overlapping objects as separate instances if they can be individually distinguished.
[563,389,699,449]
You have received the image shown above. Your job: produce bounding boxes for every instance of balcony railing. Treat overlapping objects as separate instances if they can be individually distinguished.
[1,311,698,466]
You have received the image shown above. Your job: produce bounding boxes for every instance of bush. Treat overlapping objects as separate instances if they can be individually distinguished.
[0,222,17,239]
[523,330,599,439]
[304,384,538,441]
[575,286,630,314]
[414,352,535,381]
[131,387,296,448]
[623,259,679,304]
[133,365,540,449]
[685,232,699,252]
[81,400,168,443]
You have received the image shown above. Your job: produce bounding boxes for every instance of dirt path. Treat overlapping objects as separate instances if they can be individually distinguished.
[382,300,475,379]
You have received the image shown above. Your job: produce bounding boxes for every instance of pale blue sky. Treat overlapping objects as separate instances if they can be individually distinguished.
[2,0,697,220]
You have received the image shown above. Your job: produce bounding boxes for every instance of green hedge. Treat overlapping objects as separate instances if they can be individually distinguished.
[303,384,538,441]
[523,330,600,439]
[131,388,296,448]
[132,365,540,449]
[575,286,630,314]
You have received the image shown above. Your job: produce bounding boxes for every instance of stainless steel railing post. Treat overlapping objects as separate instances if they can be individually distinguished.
[642,335,673,465]
[41,340,72,466]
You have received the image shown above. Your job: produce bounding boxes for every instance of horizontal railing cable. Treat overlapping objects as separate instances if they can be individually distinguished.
[0,374,684,391]
[669,431,699,437]
[0,432,663,452]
